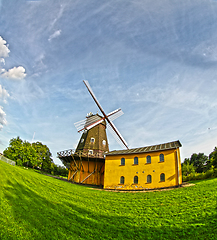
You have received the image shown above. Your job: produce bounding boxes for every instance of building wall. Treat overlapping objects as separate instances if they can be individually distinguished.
[68,159,105,185]
[76,121,109,154]
[104,148,182,190]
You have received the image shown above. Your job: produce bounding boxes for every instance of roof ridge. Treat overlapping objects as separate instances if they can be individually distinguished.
[106,140,181,156]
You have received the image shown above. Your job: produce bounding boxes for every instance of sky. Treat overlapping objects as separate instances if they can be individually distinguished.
[1,0,217,165]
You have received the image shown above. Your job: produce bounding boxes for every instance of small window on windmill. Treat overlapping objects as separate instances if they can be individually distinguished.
[81,138,84,143]
[89,150,93,155]
[90,138,95,143]
[102,140,106,145]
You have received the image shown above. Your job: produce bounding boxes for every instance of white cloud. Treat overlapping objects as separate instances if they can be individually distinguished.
[49,4,65,30]
[48,29,61,42]
[0,35,26,80]
[0,85,10,103]
[1,66,26,80]
[0,106,7,130]
[0,36,10,58]
[0,58,5,65]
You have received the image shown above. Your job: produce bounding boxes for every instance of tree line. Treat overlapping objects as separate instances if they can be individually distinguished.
[3,137,68,177]
[182,147,217,181]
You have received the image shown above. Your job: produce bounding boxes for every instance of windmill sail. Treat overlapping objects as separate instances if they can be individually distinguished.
[83,80,128,149]
[74,108,123,133]
[74,114,102,132]
[107,123,128,149]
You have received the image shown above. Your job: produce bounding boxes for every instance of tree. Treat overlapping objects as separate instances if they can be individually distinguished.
[182,159,195,176]
[32,141,53,173]
[21,141,38,168]
[4,137,53,173]
[189,153,208,173]
[55,165,68,177]
[3,137,23,165]
[208,147,217,169]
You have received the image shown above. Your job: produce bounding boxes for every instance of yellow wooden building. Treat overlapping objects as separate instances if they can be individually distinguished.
[104,140,182,190]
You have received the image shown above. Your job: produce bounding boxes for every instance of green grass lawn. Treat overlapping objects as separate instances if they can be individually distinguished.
[0,160,217,240]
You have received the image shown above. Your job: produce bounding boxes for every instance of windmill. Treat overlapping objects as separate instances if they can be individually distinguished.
[74,80,128,150]
[57,80,128,186]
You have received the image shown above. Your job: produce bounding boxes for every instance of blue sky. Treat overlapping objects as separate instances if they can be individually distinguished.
[1,0,217,165]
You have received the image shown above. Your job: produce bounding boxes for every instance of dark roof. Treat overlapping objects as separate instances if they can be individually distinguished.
[106,140,182,156]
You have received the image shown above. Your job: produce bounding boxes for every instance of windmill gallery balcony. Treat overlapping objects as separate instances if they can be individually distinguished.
[57,149,106,163]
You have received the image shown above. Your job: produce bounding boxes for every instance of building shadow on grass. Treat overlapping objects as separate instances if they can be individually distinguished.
[3,179,217,240]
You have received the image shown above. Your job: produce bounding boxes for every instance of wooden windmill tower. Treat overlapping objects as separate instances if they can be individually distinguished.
[58,80,128,186]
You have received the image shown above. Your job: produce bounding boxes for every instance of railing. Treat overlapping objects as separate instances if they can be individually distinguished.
[57,149,106,159]
[0,154,16,166]
[57,149,75,157]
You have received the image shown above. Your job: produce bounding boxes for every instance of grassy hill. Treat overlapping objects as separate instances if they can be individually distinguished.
[0,160,217,240]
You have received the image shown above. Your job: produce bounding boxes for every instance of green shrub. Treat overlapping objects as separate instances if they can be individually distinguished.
[183,168,217,181]
[16,159,23,166]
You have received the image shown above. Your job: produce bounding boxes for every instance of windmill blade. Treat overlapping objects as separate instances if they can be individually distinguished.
[84,108,123,132]
[74,114,102,132]
[108,108,123,122]
[83,80,128,149]
[83,80,107,117]
[85,118,104,131]
[107,124,128,149]
[74,119,87,130]
[106,119,129,149]
[74,108,124,132]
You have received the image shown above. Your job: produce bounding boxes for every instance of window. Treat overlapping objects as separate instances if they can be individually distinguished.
[90,138,95,143]
[89,150,93,155]
[147,175,152,183]
[146,155,151,164]
[102,140,106,145]
[120,158,125,165]
[160,154,164,162]
[120,176,125,184]
[134,176,138,184]
[134,156,138,165]
[160,173,165,182]
[81,138,84,143]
